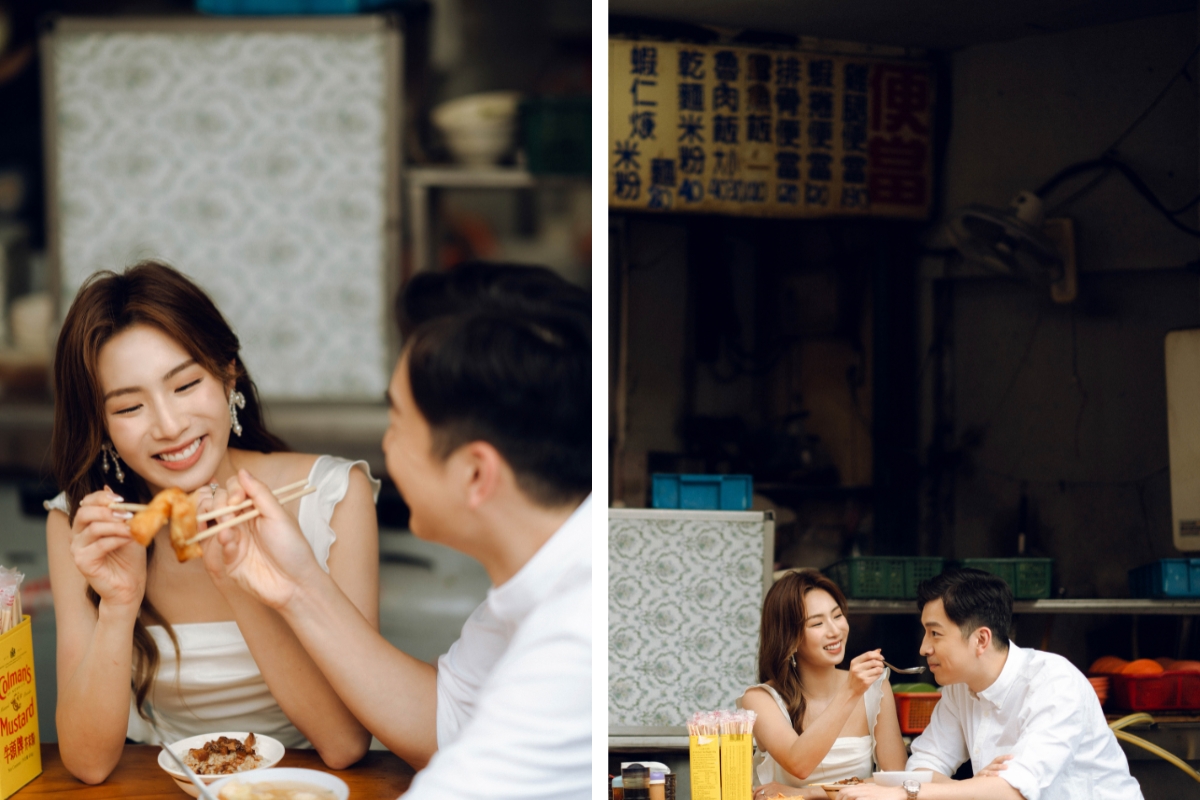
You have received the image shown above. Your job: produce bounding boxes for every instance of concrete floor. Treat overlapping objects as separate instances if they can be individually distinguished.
[0,481,491,744]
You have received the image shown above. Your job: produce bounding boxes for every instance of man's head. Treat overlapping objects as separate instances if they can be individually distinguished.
[917,569,1012,687]
[383,263,589,545]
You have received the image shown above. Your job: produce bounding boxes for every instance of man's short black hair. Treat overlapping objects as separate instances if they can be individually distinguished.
[397,262,590,507]
[917,568,1012,651]
[397,261,589,339]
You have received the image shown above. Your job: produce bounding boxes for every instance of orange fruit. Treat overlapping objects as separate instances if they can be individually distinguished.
[1121,659,1165,675]
[1155,657,1177,670]
[1169,660,1200,672]
[1088,656,1128,675]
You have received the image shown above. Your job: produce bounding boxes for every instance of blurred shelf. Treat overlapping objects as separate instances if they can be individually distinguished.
[846,598,1200,615]
[407,166,539,190]
[405,165,590,274]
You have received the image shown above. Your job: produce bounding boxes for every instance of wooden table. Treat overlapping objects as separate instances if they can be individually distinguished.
[20,744,415,798]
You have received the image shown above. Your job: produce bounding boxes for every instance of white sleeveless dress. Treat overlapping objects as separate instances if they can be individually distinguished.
[47,455,379,747]
[742,670,888,787]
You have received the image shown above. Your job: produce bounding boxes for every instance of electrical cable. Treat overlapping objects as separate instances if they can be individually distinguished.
[1105,43,1200,156]
[1037,42,1200,224]
[1109,714,1200,784]
[1035,156,1200,238]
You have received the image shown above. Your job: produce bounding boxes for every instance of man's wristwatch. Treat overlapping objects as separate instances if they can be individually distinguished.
[901,778,921,799]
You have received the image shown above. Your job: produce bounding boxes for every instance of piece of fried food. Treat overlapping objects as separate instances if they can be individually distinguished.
[128,487,202,562]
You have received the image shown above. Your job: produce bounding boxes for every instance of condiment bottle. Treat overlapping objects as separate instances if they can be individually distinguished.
[648,770,666,800]
[622,763,649,800]
[612,775,624,800]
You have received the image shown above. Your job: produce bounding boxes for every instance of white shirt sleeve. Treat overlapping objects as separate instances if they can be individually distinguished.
[998,673,1087,800]
[906,687,969,777]
[434,601,511,748]
[402,589,591,800]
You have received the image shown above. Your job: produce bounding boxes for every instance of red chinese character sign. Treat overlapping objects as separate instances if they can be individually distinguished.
[609,40,933,219]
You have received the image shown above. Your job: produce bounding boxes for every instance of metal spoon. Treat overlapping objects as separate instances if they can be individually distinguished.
[143,704,220,800]
[884,660,927,675]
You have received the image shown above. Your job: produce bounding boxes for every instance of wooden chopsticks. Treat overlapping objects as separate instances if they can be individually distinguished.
[108,479,316,546]
[196,479,309,522]
[109,479,308,516]
[184,483,317,546]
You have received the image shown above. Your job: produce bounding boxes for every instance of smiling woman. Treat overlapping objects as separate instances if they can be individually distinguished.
[42,261,381,785]
[740,570,907,793]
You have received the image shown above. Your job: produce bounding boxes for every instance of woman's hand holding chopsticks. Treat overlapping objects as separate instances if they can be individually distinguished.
[68,487,147,612]
[199,469,326,611]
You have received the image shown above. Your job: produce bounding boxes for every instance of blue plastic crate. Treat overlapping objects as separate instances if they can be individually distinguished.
[197,0,369,13]
[651,473,753,511]
[1129,559,1200,599]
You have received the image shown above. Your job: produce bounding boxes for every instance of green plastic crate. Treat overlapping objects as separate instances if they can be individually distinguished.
[825,557,945,599]
[906,557,947,598]
[957,558,1054,599]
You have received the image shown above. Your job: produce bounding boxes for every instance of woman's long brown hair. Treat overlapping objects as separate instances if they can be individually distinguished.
[757,569,850,733]
[50,260,288,719]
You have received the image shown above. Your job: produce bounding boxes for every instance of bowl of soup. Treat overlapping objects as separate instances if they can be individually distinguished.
[211,767,350,800]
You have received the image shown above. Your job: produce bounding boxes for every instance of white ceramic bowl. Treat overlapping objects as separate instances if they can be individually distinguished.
[210,767,350,800]
[432,91,522,166]
[157,731,285,797]
[873,770,934,787]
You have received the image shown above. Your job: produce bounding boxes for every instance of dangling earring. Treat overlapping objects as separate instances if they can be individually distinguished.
[228,389,246,437]
[101,442,125,483]
[790,653,797,669]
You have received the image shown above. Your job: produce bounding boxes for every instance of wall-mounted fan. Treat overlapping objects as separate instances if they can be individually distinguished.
[945,155,1200,304]
[946,189,1076,303]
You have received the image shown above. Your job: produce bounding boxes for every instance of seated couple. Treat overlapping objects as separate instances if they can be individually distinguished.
[45,260,590,799]
[744,569,1142,800]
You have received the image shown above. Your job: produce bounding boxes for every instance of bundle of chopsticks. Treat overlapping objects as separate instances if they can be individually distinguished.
[719,709,757,736]
[688,711,721,738]
[111,479,315,546]
[0,566,23,635]
[687,709,757,737]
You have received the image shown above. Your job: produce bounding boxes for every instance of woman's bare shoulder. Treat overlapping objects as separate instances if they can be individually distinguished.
[236,450,321,485]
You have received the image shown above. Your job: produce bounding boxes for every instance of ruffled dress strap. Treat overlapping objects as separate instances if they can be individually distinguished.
[296,455,380,571]
[44,491,70,515]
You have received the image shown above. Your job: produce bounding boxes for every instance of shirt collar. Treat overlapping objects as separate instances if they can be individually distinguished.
[485,495,592,626]
[977,640,1026,708]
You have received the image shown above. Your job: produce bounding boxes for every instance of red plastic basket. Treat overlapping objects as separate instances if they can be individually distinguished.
[1109,671,1200,712]
[894,692,941,734]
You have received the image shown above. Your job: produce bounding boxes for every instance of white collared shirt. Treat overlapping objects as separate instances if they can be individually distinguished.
[906,642,1142,800]
[402,496,592,800]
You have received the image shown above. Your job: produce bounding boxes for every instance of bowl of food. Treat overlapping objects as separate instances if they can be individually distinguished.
[210,767,350,800]
[158,731,285,797]
[872,770,933,787]
[808,776,868,798]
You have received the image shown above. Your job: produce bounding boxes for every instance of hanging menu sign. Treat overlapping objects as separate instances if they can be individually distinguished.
[609,39,934,219]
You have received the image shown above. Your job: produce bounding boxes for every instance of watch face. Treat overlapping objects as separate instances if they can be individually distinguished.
[902,779,920,791]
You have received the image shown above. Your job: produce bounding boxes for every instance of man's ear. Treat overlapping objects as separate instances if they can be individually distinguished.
[973,625,993,656]
[461,441,505,510]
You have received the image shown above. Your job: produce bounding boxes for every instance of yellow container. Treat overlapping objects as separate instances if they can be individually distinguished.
[688,734,721,800]
[0,617,40,799]
[719,733,752,800]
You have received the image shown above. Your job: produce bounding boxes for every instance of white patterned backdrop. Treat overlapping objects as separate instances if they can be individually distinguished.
[609,510,771,729]
[48,22,396,399]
